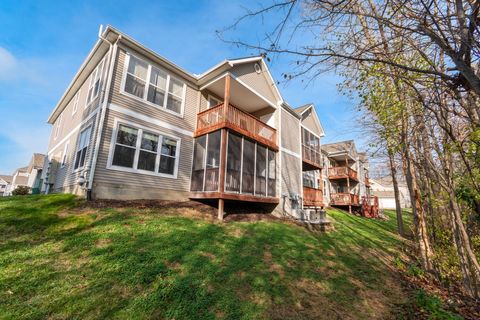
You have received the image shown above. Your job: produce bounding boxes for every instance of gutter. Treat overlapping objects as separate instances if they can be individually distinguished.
[86,27,121,195]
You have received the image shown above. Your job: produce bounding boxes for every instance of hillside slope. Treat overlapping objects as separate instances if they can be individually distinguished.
[0,194,439,319]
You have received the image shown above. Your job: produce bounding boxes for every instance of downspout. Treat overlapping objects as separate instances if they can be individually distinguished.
[86,26,121,199]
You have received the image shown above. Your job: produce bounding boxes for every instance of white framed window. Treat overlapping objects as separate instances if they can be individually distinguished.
[108,120,180,178]
[61,141,70,168]
[54,113,63,140]
[121,52,186,117]
[72,91,80,116]
[86,58,105,106]
[74,126,92,170]
[207,95,221,108]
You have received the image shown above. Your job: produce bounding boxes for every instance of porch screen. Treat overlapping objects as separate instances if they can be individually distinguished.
[226,132,242,192]
[191,135,206,191]
[241,139,255,194]
[255,145,267,196]
[267,150,276,197]
[205,131,221,191]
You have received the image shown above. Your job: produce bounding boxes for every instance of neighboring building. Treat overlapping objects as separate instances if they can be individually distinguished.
[0,175,12,196]
[26,153,46,194]
[4,167,30,196]
[321,140,374,214]
[42,25,375,220]
[370,176,411,209]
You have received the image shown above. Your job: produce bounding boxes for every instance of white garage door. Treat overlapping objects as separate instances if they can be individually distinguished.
[379,197,396,209]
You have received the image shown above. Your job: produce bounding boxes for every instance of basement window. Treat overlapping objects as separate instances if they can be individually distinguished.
[74,126,92,170]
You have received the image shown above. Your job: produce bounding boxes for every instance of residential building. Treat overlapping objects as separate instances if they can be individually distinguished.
[4,166,30,196]
[26,153,46,194]
[321,140,376,215]
[42,25,374,219]
[0,175,12,196]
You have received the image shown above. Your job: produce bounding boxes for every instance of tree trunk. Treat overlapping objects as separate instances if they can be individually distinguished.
[388,149,404,236]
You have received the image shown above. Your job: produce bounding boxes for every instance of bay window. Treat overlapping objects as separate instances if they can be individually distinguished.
[123,53,186,116]
[110,122,180,177]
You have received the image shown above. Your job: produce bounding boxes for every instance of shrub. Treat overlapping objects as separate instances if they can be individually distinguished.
[12,186,31,196]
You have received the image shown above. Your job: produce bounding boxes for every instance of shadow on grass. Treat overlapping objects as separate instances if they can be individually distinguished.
[0,195,410,320]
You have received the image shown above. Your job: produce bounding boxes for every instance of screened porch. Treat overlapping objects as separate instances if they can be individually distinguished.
[190,130,278,203]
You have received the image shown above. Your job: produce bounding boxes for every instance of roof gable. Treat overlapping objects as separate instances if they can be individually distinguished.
[297,104,325,137]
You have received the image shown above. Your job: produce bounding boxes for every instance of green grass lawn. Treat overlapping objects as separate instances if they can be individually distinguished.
[0,194,413,319]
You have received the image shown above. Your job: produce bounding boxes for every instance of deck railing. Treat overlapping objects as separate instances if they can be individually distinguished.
[195,103,277,149]
[330,193,359,205]
[328,166,358,181]
[303,186,323,207]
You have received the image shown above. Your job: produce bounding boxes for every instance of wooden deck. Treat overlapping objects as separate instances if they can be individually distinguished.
[328,166,358,181]
[189,191,279,204]
[330,193,360,206]
[195,103,277,150]
[303,186,324,207]
[361,196,379,217]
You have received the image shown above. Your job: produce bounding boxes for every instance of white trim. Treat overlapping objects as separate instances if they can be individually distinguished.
[48,108,99,156]
[106,117,181,179]
[280,147,301,158]
[108,103,193,137]
[228,56,263,66]
[120,51,186,118]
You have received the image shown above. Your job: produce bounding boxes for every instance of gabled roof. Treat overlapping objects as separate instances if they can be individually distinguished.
[48,26,286,123]
[295,103,326,137]
[27,153,46,172]
[0,175,12,184]
[322,140,355,154]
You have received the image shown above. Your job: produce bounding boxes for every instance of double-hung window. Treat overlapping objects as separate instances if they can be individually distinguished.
[74,127,92,170]
[72,91,80,115]
[110,122,179,177]
[123,53,186,115]
[86,59,105,106]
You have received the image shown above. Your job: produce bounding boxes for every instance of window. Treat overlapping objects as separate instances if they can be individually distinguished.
[54,113,63,140]
[72,91,80,115]
[123,53,186,115]
[208,95,221,108]
[74,126,92,170]
[86,58,105,106]
[61,141,70,168]
[110,122,180,177]
[125,56,148,98]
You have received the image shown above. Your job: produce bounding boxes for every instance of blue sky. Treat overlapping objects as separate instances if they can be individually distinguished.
[0,0,364,174]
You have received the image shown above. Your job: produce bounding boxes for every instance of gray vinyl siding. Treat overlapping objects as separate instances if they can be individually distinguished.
[280,152,302,213]
[301,110,323,137]
[50,115,98,192]
[47,50,109,193]
[93,109,193,197]
[108,47,198,132]
[48,52,110,151]
[280,108,301,154]
[230,63,279,105]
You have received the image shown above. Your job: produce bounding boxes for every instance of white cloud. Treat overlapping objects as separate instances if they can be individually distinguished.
[0,47,18,81]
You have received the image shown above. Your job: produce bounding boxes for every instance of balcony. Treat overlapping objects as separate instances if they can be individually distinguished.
[195,103,277,150]
[330,193,360,206]
[303,186,324,207]
[328,166,358,181]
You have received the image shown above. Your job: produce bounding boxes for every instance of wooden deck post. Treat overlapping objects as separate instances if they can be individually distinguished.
[218,198,224,220]
[346,155,351,214]
[216,74,231,221]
